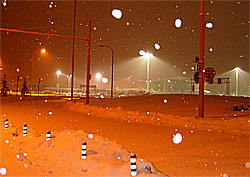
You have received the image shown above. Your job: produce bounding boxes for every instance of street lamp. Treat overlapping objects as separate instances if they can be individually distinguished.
[66,74,72,90]
[95,73,102,89]
[56,70,61,94]
[30,48,46,93]
[99,44,114,98]
[142,52,153,93]
[234,67,241,96]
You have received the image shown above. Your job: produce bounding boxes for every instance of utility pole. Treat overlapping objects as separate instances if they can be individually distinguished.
[16,76,19,96]
[198,0,205,118]
[71,0,77,101]
[86,18,91,104]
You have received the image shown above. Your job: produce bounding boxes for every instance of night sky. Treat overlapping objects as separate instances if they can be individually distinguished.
[0,0,249,91]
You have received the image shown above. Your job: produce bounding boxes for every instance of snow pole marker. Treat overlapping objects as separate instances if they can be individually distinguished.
[46,131,51,141]
[4,119,8,129]
[81,142,87,159]
[23,124,27,136]
[130,154,137,176]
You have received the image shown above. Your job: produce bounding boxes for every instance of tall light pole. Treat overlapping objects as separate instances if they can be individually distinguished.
[99,44,114,98]
[143,52,153,93]
[234,67,241,96]
[56,70,61,94]
[31,48,46,93]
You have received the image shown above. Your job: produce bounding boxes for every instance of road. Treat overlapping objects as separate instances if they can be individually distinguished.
[1,96,249,176]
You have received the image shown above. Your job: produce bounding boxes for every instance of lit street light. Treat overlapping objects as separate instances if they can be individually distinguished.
[66,74,72,89]
[56,70,61,94]
[30,48,46,93]
[99,44,114,98]
[95,73,102,89]
[143,52,153,93]
[234,67,241,96]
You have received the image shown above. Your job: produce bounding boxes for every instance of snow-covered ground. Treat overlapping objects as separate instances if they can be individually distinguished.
[0,94,249,176]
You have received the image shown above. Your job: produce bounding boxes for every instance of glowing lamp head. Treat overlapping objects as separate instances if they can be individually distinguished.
[56,70,61,76]
[41,49,46,54]
[234,67,242,71]
[144,52,153,60]
[96,73,102,80]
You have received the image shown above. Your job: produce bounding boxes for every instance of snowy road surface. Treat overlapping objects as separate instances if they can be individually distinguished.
[1,95,249,176]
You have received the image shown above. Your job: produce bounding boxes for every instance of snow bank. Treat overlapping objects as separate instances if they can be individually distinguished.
[65,101,249,136]
[0,123,167,176]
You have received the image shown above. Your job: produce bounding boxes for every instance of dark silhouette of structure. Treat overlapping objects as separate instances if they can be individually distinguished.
[1,74,10,96]
[21,80,29,97]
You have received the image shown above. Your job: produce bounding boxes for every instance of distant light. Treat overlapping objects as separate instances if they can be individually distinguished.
[100,95,104,99]
[102,77,108,84]
[173,133,183,144]
[234,67,242,71]
[0,67,3,71]
[139,49,146,56]
[163,99,168,104]
[112,9,123,19]
[56,70,61,76]
[96,73,102,80]
[0,168,7,175]
[144,52,153,60]
[126,21,130,26]
[88,134,94,139]
[175,18,182,28]
[48,111,53,115]
[168,80,171,83]
[154,43,161,50]
[206,22,213,29]
[16,68,20,73]
[191,66,195,71]
[182,71,187,75]
[209,47,213,52]
[41,49,46,53]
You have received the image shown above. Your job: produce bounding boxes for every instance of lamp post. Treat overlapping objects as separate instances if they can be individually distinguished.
[67,74,72,90]
[234,67,241,96]
[30,48,46,93]
[56,70,61,94]
[99,44,114,98]
[143,52,153,93]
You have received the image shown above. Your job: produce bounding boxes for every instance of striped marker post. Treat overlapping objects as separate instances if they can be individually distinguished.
[23,124,27,136]
[4,119,8,129]
[81,142,87,159]
[46,131,51,141]
[130,154,137,176]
